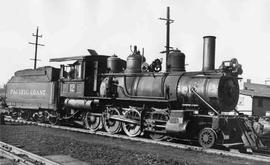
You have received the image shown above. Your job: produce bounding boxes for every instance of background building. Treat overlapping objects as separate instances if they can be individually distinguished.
[237,79,270,116]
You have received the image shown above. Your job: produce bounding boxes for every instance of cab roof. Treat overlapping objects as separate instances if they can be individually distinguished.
[49,49,109,62]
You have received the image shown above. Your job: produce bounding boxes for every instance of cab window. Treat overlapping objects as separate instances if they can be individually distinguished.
[62,62,82,79]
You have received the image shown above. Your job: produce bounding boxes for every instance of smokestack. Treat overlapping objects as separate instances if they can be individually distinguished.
[202,36,216,71]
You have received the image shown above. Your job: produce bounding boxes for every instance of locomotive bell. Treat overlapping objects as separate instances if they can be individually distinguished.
[107,54,124,73]
[167,49,185,72]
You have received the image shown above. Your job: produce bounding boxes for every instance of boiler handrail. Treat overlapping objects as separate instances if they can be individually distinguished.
[190,88,220,115]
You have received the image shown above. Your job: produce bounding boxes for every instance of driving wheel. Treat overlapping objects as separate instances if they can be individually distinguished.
[122,108,141,137]
[103,107,122,134]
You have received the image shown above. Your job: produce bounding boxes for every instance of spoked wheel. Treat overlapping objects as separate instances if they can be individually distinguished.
[47,111,59,125]
[103,107,122,134]
[10,108,20,120]
[198,128,216,148]
[21,110,31,121]
[84,112,103,131]
[32,112,46,123]
[122,108,141,137]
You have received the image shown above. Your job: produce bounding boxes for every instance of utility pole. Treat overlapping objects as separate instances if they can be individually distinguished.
[159,6,174,72]
[29,27,44,69]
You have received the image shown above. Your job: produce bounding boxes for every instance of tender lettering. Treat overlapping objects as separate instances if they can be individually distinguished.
[10,89,46,96]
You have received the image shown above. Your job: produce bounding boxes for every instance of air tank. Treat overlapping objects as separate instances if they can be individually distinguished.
[64,99,99,109]
[167,49,185,72]
[107,55,124,73]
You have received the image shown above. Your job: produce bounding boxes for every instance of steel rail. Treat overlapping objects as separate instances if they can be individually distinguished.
[0,140,60,165]
[4,118,270,163]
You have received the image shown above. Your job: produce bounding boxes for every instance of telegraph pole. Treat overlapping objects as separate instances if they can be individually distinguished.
[29,27,44,69]
[159,7,174,72]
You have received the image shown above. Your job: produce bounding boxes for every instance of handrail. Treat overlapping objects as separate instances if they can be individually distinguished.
[190,88,220,115]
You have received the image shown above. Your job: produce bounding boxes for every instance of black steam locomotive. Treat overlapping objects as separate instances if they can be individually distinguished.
[3,34,263,149]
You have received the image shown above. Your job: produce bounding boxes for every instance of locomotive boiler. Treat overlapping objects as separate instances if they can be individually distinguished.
[95,36,246,147]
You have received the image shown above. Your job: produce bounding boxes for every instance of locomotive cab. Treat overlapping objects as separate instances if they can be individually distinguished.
[48,53,109,125]
[50,52,109,98]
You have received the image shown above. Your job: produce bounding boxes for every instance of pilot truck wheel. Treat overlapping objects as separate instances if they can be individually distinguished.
[198,128,216,148]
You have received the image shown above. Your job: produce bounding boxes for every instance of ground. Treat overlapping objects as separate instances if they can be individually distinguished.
[0,123,268,165]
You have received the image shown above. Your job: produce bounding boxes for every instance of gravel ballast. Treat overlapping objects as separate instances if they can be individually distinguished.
[0,123,267,165]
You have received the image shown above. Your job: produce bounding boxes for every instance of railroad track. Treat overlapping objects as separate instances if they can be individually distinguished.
[0,141,60,165]
[3,117,270,163]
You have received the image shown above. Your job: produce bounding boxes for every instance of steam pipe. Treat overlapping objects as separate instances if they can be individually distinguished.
[202,36,216,71]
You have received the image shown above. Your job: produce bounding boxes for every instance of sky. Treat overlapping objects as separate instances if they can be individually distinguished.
[0,0,270,86]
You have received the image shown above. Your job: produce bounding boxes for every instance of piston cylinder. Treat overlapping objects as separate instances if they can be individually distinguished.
[202,36,216,71]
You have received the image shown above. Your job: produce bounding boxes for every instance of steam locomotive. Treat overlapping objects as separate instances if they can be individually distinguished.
[3,35,263,150]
